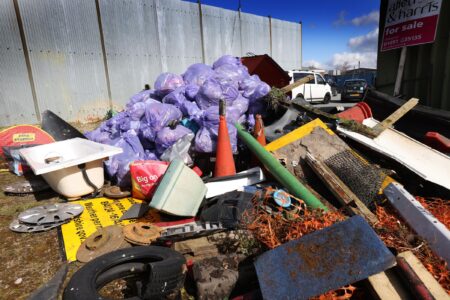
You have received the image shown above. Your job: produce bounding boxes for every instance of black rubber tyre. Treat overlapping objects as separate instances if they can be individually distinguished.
[295,93,304,100]
[63,246,186,300]
[323,93,331,104]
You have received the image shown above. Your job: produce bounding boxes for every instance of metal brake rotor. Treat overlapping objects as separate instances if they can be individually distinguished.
[77,225,130,263]
[9,219,63,233]
[123,222,163,246]
[18,203,84,225]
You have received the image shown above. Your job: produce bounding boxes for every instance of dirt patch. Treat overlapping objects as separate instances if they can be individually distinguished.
[0,172,63,299]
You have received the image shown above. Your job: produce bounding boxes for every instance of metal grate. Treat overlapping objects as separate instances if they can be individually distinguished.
[324,150,385,206]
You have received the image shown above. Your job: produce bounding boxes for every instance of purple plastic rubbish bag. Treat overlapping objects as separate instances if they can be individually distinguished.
[185,84,200,100]
[162,86,186,108]
[183,63,214,86]
[154,73,184,96]
[144,102,182,132]
[155,125,193,154]
[212,55,241,69]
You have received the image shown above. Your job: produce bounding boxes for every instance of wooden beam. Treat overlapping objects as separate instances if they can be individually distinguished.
[305,152,378,224]
[372,98,419,136]
[281,75,314,94]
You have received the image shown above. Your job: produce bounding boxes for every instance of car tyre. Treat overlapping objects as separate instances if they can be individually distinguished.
[323,93,331,104]
[63,246,186,300]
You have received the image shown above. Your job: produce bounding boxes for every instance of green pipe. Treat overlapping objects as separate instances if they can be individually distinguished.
[235,123,328,210]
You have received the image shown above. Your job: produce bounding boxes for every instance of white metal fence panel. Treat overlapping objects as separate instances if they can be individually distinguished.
[99,0,162,107]
[201,4,242,65]
[271,18,302,70]
[0,0,37,126]
[241,12,270,57]
[18,0,109,122]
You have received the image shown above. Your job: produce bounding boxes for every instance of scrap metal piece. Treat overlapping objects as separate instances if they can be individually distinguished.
[9,219,63,233]
[104,186,131,199]
[324,150,385,206]
[384,182,450,268]
[123,222,162,245]
[18,203,84,225]
[76,225,130,263]
[2,178,50,195]
[305,152,378,224]
[159,222,224,240]
[254,216,396,300]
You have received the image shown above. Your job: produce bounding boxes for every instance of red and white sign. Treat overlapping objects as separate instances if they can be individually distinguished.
[381,0,442,51]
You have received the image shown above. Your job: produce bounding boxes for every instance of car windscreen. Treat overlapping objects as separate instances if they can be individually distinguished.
[344,80,366,87]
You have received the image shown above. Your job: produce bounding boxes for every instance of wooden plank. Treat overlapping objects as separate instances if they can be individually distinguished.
[305,152,378,225]
[280,75,314,93]
[397,251,450,300]
[367,269,410,300]
[372,98,419,136]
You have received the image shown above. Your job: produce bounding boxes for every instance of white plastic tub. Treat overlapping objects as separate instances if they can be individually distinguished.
[19,138,122,198]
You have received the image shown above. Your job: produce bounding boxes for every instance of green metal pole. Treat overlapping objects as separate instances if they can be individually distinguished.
[235,123,328,210]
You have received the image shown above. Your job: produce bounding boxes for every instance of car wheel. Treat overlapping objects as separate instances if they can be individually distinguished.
[295,93,304,100]
[323,93,331,104]
[63,246,186,300]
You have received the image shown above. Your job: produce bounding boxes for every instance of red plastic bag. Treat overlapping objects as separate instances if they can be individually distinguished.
[130,160,169,200]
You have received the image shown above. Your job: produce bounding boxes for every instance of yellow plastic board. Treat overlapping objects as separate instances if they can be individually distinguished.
[265,118,334,152]
[61,197,157,261]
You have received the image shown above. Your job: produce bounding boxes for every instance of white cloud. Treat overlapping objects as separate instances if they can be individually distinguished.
[303,60,326,69]
[330,51,377,69]
[348,28,379,52]
[351,10,380,26]
[333,10,348,26]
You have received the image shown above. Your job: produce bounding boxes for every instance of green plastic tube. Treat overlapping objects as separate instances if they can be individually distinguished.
[235,123,328,211]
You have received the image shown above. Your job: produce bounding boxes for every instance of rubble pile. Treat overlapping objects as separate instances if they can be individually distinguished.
[1,54,449,300]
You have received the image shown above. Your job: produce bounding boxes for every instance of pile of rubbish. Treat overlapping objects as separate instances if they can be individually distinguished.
[1,54,450,300]
[85,55,271,186]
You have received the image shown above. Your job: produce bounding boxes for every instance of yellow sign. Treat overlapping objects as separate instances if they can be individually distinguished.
[265,119,334,152]
[12,133,35,142]
[61,197,161,261]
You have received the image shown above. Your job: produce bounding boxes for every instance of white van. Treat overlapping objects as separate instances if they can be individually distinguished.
[288,70,332,103]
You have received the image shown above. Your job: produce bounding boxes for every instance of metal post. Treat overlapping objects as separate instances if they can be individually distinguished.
[394,46,407,96]
[197,0,206,63]
[13,0,41,122]
[94,0,113,109]
[299,21,302,68]
[268,16,272,56]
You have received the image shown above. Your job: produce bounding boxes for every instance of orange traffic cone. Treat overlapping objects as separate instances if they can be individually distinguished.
[214,101,236,177]
[253,114,266,146]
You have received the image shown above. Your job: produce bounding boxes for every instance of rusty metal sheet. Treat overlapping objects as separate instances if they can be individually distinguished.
[17,0,109,123]
[0,0,38,126]
[254,216,396,300]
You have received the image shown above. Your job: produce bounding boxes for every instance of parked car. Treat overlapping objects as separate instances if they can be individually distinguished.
[341,79,368,102]
[287,71,333,103]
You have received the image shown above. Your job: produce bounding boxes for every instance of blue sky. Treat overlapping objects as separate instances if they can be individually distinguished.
[186,0,381,69]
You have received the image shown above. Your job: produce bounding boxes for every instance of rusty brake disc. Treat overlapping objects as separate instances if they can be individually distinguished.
[123,222,163,246]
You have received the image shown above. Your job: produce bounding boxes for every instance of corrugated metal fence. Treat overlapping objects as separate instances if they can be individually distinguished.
[0,0,302,126]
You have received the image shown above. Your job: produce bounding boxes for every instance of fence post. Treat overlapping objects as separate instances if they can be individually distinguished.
[268,15,272,57]
[94,0,113,109]
[197,0,206,63]
[13,0,41,122]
